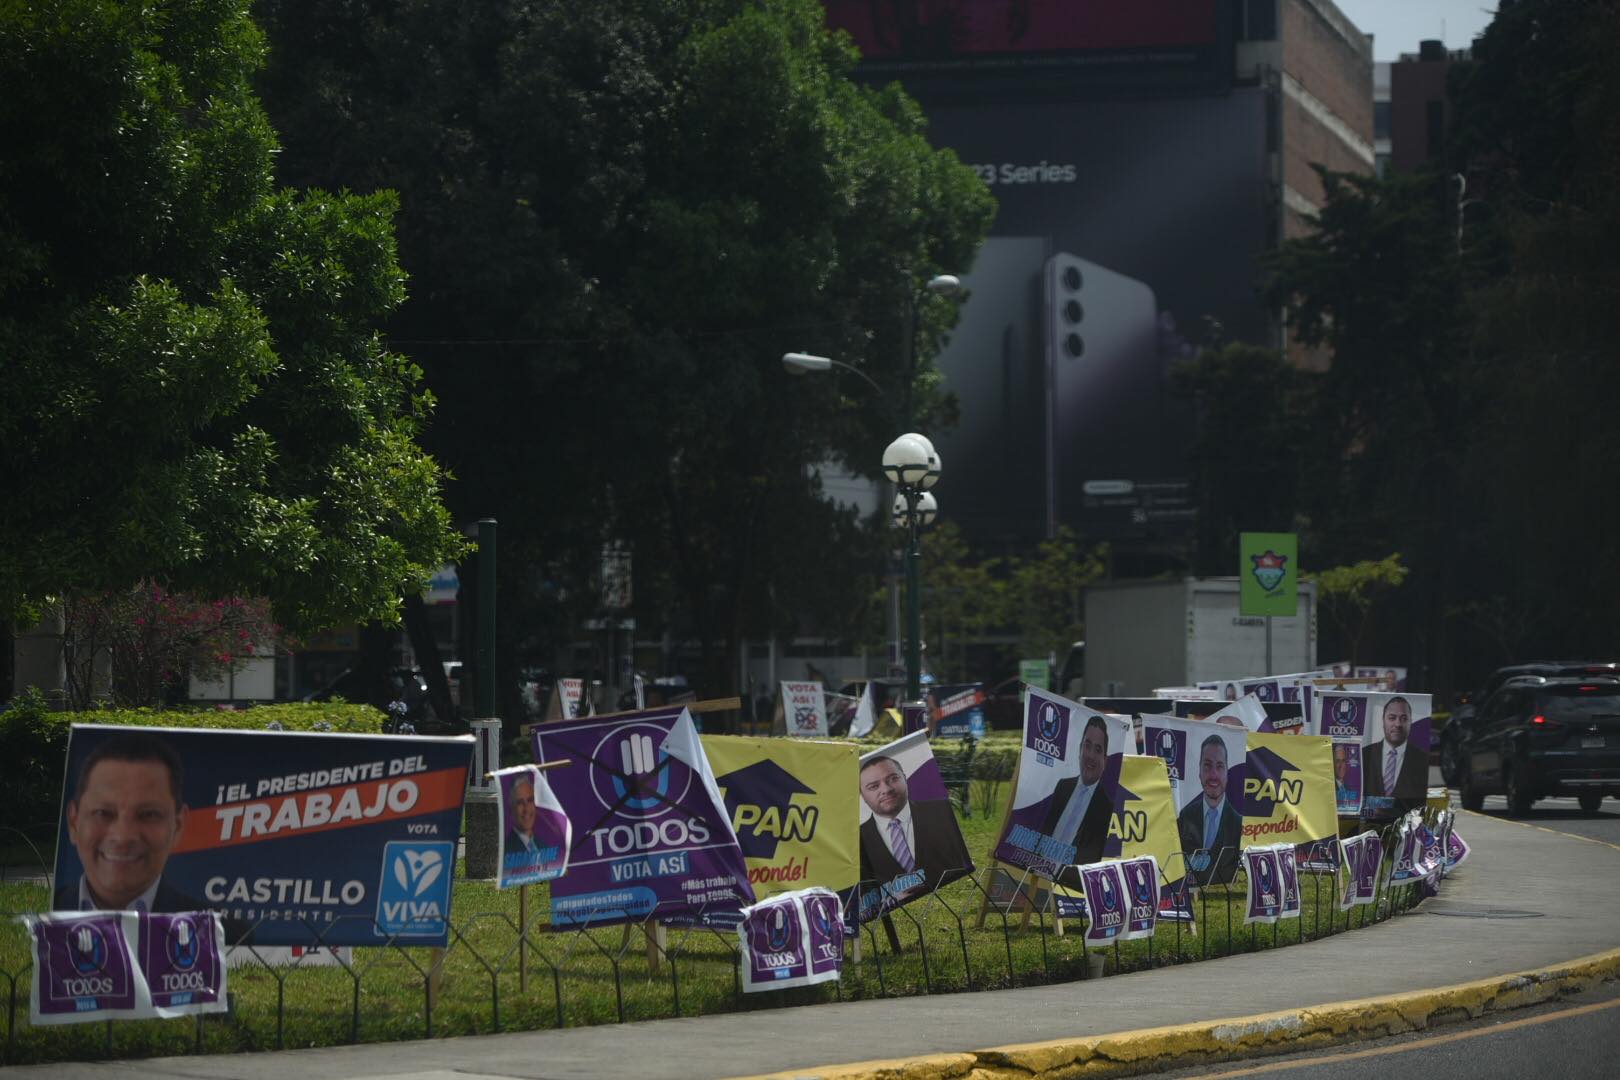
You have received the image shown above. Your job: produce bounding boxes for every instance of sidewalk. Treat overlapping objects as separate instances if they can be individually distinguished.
[11,810,1619,1080]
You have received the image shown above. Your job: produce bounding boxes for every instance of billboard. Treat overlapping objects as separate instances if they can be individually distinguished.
[920,89,1270,543]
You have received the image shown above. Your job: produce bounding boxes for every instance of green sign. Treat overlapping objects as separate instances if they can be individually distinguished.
[1019,659,1051,691]
[1240,532,1298,617]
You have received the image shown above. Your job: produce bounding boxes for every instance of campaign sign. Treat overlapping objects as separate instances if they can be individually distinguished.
[1119,855,1160,941]
[1242,733,1339,875]
[1276,846,1302,920]
[1315,692,1368,815]
[140,912,226,1012]
[1356,692,1434,813]
[1338,832,1383,910]
[494,765,571,889]
[1239,679,1281,704]
[705,735,861,900]
[928,682,987,739]
[1242,846,1282,924]
[1390,812,1423,883]
[995,688,1128,883]
[801,887,845,980]
[1109,757,1193,921]
[1445,824,1471,871]
[28,912,144,1024]
[1079,862,1126,948]
[536,707,753,928]
[780,681,828,738]
[856,730,974,922]
[738,894,809,991]
[1150,718,1247,887]
[51,725,473,946]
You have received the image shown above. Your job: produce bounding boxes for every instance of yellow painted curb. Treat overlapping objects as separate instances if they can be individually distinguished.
[727,947,1620,1080]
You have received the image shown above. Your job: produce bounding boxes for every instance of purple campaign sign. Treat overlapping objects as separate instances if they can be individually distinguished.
[1079,863,1126,947]
[494,766,571,889]
[1390,816,1422,883]
[802,888,845,979]
[1243,847,1282,924]
[1240,679,1280,703]
[1445,826,1471,870]
[1338,832,1382,910]
[29,912,142,1024]
[536,707,753,927]
[140,912,226,1014]
[1277,847,1302,919]
[740,896,808,990]
[1120,856,1159,941]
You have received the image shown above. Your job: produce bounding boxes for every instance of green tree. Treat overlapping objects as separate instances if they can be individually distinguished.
[1002,529,1105,668]
[0,0,463,634]
[1309,554,1409,668]
[254,0,994,694]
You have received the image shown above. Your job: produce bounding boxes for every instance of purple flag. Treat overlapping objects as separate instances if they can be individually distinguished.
[737,887,842,992]
[28,911,228,1025]
[1243,846,1282,924]
[802,888,845,980]
[536,707,753,927]
[1119,856,1159,941]
[140,912,226,1014]
[1337,832,1382,911]
[1390,813,1423,883]
[494,765,571,888]
[1277,846,1302,920]
[1079,862,1127,947]
[1445,824,1471,870]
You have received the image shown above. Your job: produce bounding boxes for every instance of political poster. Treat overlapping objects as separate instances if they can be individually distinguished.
[855,730,974,922]
[28,910,226,1025]
[1239,678,1281,704]
[1337,832,1382,910]
[1078,862,1127,947]
[704,735,860,900]
[1241,733,1339,874]
[50,725,474,946]
[1315,691,1369,815]
[493,765,570,889]
[545,677,586,721]
[1390,812,1423,883]
[779,681,829,738]
[1357,692,1433,814]
[535,706,753,928]
[736,886,843,992]
[1445,822,1471,871]
[927,682,987,739]
[1108,755,1192,921]
[1242,846,1283,924]
[1142,716,1246,887]
[1208,695,1268,732]
[1277,845,1302,920]
[994,688,1131,888]
[1118,855,1160,941]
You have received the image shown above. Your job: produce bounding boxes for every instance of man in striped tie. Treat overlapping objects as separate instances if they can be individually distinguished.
[858,755,970,902]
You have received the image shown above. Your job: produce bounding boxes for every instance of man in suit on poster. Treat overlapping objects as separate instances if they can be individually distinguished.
[1039,714,1115,885]
[1362,696,1427,801]
[1176,733,1242,886]
[858,755,970,897]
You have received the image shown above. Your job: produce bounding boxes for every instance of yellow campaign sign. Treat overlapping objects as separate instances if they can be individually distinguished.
[702,735,860,898]
[1241,733,1338,850]
[1110,756,1185,885]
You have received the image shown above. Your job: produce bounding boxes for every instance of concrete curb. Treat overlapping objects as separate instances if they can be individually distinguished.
[729,946,1620,1080]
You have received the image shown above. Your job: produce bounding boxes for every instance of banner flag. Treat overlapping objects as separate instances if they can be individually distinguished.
[780,681,829,738]
[1142,715,1247,887]
[1078,862,1128,948]
[28,910,227,1025]
[994,688,1129,887]
[1118,855,1160,940]
[704,735,860,899]
[1109,756,1192,921]
[855,730,974,922]
[536,707,753,927]
[850,683,876,738]
[493,765,571,889]
[737,886,843,992]
[927,682,988,739]
[1241,733,1339,872]
[1242,846,1283,924]
[50,725,473,946]
[1239,531,1298,617]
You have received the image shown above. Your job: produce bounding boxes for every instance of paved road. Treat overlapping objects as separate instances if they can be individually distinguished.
[1157,974,1620,1079]
[1468,794,1620,847]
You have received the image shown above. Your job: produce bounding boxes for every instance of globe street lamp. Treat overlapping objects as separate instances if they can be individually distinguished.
[884,433,941,702]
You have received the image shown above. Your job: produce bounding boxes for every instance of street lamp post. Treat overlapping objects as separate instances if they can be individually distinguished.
[883,434,940,702]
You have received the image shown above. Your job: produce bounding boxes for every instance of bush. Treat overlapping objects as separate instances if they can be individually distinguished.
[0,698,386,834]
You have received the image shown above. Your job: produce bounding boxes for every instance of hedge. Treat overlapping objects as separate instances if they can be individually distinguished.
[0,691,386,840]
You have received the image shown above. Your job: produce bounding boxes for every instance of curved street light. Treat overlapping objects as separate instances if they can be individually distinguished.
[781,352,885,396]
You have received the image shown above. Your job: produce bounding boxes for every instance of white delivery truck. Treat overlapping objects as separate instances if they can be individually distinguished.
[1074,577,1316,698]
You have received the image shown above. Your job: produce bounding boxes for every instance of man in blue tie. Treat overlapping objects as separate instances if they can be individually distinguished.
[1176,733,1242,886]
[858,755,971,901]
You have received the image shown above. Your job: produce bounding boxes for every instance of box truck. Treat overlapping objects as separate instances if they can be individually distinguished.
[1074,577,1316,698]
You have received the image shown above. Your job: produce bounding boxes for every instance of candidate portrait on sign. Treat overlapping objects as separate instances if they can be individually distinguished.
[1039,714,1114,885]
[1176,733,1242,886]
[857,754,970,896]
[1361,696,1427,801]
[54,731,200,915]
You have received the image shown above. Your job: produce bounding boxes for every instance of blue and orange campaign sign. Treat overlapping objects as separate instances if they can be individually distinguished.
[52,725,475,946]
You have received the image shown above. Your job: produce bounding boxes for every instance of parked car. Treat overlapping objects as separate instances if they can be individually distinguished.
[1439,660,1619,784]
[1454,675,1620,814]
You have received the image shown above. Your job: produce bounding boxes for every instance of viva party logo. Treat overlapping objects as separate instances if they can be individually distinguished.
[1250,549,1288,592]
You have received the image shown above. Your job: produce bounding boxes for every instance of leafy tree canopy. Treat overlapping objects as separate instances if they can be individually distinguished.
[0,0,464,634]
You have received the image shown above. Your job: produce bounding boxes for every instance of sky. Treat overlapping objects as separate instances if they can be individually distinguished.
[1333,1,1500,61]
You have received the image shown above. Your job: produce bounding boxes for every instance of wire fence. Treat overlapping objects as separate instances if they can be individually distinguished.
[0,816,1435,1066]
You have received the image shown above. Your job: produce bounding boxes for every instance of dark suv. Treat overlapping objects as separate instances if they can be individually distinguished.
[1439,660,1620,784]
[1456,675,1620,814]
